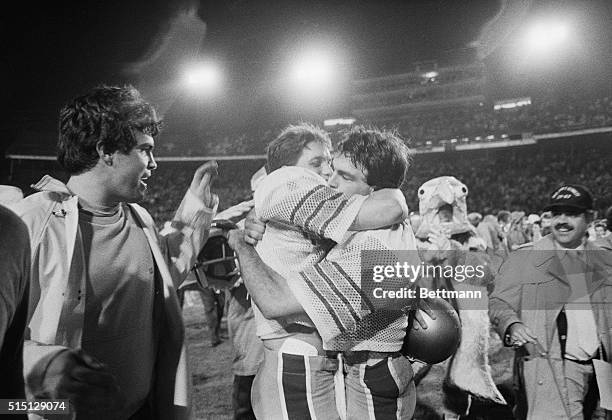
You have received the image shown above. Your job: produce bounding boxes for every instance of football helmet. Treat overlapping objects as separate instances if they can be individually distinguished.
[193,219,239,289]
[401,297,462,364]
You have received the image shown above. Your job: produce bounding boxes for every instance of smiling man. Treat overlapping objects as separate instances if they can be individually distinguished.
[489,184,612,419]
[10,85,218,420]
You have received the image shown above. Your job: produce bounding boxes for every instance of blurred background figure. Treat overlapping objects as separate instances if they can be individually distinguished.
[596,206,612,249]
[0,185,23,205]
[506,211,529,251]
[179,169,265,419]
[540,211,554,236]
[468,211,483,228]
[0,205,30,417]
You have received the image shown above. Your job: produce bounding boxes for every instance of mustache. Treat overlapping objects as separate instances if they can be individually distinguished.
[554,223,573,230]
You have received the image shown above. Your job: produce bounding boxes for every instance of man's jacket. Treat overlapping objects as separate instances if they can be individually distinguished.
[489,235,612,419]
[9,175,215,419]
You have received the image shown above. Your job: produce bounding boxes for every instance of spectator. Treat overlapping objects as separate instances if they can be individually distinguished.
[490,184,612,419]
[9,85,218,419]
[0,205,30,419]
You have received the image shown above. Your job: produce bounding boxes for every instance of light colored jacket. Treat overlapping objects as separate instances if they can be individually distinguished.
[489,235,612,419]
[9,175,215,419]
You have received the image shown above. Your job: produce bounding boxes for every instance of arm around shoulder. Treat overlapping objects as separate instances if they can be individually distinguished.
[350,188,408,231]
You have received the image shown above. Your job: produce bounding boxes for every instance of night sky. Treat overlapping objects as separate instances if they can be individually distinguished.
[3,0,612,151]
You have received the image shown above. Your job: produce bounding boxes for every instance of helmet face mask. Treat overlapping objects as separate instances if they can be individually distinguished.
[197,235,239,281]
[194,220,240,289]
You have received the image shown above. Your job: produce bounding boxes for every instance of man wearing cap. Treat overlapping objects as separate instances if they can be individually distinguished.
[489,184,612,419]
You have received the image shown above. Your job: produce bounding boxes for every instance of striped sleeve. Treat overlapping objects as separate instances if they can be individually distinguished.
[287,259,371,344]
[255,167,367,243]
[285,224,420,349]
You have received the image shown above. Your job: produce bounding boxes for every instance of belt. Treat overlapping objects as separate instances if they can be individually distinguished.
[326,350,402,365]
[565,350,600,365]
[565,358,594,365]
[285,324,317,334]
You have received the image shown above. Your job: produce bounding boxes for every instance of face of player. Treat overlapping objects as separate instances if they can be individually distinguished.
[108,131,157,203]
[327,154,371,196]
[294,141,332,181]
[595,226,605,238]
[551,210,588,249]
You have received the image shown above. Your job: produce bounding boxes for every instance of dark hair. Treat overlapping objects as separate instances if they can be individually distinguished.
[57,85,162,175]
[606,206,612,231]
[497,210,511,224]
[336,125,411,189]
[265,123,331,173]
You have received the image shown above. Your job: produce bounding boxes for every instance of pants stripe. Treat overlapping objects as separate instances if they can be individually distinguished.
[386,358,402,419]
[281,353,312,420]
[359,364,376,420]
[363,360,400,420]
[303,355,318,420]
[277,351,289,420]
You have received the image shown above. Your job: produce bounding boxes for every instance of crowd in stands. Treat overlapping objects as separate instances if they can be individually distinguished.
[351,78,484,110]
[352,65,485,95]
[5,132,609,231]
[153,95,612,157]
[403,140,611,216]
[390,94,612,144]
[463,208,610,258]
[156,126,279,157]
[139,138,611,229]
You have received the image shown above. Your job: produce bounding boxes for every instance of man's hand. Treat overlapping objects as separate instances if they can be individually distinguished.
[227,229,250,254]
[215,199,254,221]
[508,322,538,347]
[244,209,266,246]
[42,349,125,415]
[189,161,219,209]
[412,298,437,330]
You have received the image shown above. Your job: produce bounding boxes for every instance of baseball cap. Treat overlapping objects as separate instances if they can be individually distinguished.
[544,184,593,213]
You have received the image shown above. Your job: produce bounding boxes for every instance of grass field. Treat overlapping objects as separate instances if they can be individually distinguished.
[184,295,516,420]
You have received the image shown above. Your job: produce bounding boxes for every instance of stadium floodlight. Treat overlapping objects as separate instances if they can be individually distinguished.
[524,20,570,52]
[290,50,337,92]
[183,62,222,93]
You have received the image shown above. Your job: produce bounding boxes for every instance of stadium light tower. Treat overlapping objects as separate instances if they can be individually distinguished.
[183,61,223,94]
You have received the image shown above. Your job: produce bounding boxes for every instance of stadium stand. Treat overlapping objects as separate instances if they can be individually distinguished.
[3,59,611,223]
[5,133,610,227]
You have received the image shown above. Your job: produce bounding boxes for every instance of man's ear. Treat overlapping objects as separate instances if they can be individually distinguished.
[96,142,113,166]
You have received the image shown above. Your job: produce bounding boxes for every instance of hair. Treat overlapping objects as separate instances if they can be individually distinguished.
[336,125,412,189]
[606,206,612,231]
[497,210,511,224]
[265,123,331,173]
[57,85,162,175]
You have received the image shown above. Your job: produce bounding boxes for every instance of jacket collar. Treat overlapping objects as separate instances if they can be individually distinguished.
[532,235,571,286]
[31,175,72,196]
[533,234,612,289]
